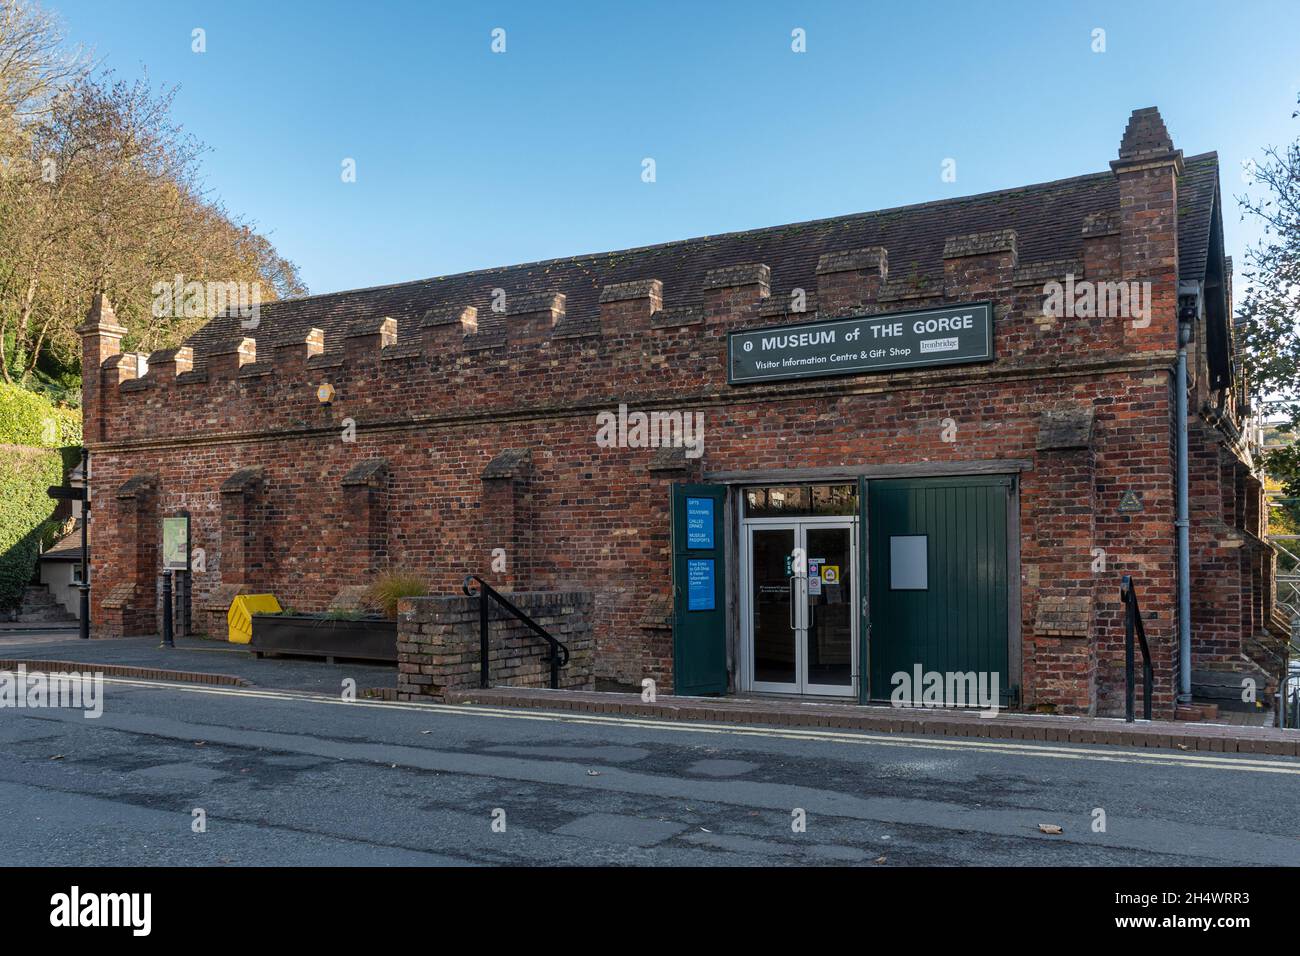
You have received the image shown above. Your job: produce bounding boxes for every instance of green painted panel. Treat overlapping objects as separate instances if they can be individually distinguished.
[672,483,728,695]
[858,475,870,704]
[867,477,1010,703]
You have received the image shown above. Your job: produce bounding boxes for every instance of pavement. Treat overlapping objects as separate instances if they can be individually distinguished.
[1,632,1299,866]
[0,632,397,694]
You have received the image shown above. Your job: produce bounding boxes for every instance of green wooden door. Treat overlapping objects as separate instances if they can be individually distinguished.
[672,484,728,696]
[867,477,1010,703]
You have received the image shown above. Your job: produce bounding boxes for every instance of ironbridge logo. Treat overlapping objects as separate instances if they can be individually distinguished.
[0,665,103,718]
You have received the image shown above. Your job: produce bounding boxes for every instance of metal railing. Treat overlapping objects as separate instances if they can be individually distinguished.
[1285,671,1300,730]
[1270,539,1300,728]
[1121,575,1153,722]
[462,575,570,690]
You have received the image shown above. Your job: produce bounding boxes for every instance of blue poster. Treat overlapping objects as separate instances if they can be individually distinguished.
[686,497,714,549]
[687,558,715,611]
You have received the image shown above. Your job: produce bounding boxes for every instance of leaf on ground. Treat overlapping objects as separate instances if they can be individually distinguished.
[49,754,64,761]
[874,855,887,864]
[586,770,601,776]
[1038,823,1063,835]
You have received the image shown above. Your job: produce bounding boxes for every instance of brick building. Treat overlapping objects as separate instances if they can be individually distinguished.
[78,106,1286,717]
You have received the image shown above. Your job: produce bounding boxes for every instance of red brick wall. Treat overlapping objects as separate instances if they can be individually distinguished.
[79,134,1261,717]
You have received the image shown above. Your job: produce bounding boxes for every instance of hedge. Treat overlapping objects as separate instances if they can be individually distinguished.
[0,383,82,611]
[0,445,64,610]
[0,381,81,446]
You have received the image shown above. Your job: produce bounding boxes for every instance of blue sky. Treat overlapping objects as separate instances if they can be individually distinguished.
[50,0,1300,297]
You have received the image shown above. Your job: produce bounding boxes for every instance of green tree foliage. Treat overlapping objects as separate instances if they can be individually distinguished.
[1238,93,1300,536]
[0,0,306,388]
[0,379,78,445]
[0,380,76,609]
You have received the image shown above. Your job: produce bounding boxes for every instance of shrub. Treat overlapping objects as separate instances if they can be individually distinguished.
[365,571,428,618]
[0,446,63,610]
[0,384,82,610]
[0,381,81,447]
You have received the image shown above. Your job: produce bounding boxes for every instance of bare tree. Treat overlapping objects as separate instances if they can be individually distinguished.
[0,0,85,125]
[0,65,305,385]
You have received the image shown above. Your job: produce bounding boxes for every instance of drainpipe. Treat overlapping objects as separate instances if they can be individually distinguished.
[1176,298,1196,703]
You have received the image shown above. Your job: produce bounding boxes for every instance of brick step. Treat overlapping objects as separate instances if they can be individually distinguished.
[1176,702,1220,722]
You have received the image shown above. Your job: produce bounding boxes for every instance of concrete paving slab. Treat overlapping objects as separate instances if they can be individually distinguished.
[0,635,397,693]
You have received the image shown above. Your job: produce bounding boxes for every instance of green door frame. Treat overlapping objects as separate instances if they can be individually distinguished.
[857,476,870,704]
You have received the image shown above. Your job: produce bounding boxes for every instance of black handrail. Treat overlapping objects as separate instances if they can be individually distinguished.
[1120,575,1153,722]
[462,575,570,689]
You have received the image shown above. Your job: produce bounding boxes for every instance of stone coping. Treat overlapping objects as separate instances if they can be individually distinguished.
[0,658,247,686]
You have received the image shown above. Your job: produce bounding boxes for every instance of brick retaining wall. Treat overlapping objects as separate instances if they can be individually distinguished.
[396,591,593,700]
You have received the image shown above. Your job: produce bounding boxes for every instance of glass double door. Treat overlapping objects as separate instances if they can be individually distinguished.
[744,519,857,697]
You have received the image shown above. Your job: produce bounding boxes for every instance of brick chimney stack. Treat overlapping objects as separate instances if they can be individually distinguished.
[1110,106,1183,349]
[76,294,127,444]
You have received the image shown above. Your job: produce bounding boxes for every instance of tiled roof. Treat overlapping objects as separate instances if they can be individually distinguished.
[1177,153,1220,283]
[41,526,83,562]
[183,152,1220,366]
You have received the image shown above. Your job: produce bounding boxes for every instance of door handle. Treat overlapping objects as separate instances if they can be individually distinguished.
[789,574,798,630]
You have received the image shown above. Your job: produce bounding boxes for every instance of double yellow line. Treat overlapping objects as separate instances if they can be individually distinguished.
[95,676,1300,775]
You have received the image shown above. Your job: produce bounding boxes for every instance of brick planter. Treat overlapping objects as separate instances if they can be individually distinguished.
[396,592,593,701]
[251,613,396,662]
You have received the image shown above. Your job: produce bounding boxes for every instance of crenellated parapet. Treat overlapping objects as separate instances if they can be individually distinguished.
[599,279,663,335]
[272,326,324,374]
[703,263,770,324]
[145,346,194,380]
[816,246,886,315]
[344,316,397,361]
[419,306,478,349]
[86,198,1169,447]
[943,228,1019,299]
[208,336,257,380]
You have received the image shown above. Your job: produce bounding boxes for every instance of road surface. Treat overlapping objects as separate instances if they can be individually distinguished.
[2,671,1299,866]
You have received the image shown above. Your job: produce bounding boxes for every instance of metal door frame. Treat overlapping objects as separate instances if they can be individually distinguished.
[740,516,858,698]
